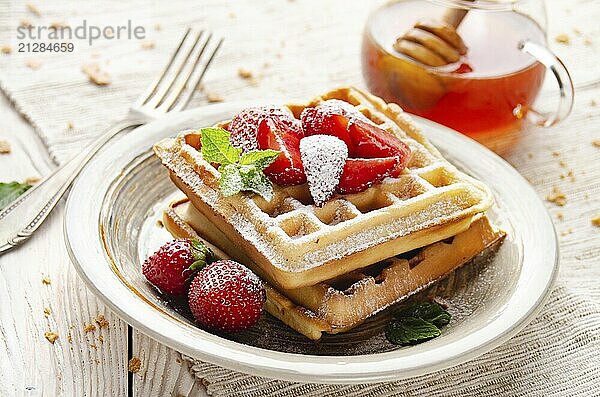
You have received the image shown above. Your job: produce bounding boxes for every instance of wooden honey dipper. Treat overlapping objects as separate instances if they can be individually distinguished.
[393,2,473,67]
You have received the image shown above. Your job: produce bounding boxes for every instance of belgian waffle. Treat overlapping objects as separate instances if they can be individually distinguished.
[163,198,505,340]
[153,87,494,289]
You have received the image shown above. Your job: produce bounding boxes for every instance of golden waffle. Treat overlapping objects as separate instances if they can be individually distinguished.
[163,198,505,340]
[153,87,494,289]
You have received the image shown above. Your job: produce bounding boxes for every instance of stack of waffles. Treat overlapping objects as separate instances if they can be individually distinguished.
[154,87,505,340]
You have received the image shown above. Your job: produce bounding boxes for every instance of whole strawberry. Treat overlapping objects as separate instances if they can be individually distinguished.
[142,238,214,297]
[188,260,266,332]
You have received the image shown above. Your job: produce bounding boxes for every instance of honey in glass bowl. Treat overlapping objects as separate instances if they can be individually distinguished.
[362,0,547,137]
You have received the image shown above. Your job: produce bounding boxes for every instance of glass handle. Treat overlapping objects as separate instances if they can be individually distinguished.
[518,40,574,127]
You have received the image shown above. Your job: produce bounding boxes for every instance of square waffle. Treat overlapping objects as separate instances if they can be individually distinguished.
[163,198,505,340]
[153,87,494,289]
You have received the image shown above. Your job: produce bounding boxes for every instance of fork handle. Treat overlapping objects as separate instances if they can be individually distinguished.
[0,120,143,254]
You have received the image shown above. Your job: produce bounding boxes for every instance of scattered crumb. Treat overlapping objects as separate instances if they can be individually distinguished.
[44,331,59,344]
[43,307,51,317]
[567,170,575,182]
[551,150,560,157]
[84,323,96,333]
[42,276,51,285]
[24,176,40,184]
[527,152,534,159]
[546,186,567,206]
[560,228,573,236]
[592,139,600,148]
[128,357,142,373]
[592,215,600,227]
[95,314,109,328]
[237,68,258,86]
[559,160,567,168]
[584,38,592,46]
[556,212,564,221]
[49,21,68,30]
[206,92,224,103]
[20,19,33,28]
[1,45,12,54]
[154,23,161,31]
[82,63,111,86]
[67,121,74,130]
[573,29,582,36]
[0,140,11,154]
[26,2,41,16]
[98,335,104,343]
[554,34,570,44]
[238,68,253,79]
[156,219,164,228]
[141,40,155,50]
[89,343,97,349]
[591,100,597,107]
[26,59,41,70]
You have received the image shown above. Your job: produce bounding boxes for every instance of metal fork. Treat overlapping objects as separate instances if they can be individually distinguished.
[0,28,223,254]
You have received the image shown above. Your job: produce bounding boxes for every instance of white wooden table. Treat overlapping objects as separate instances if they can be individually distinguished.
[0,1,599,396]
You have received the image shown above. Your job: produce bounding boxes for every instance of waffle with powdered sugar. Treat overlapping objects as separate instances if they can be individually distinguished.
[163,198,504,340]
[153,87,494,289]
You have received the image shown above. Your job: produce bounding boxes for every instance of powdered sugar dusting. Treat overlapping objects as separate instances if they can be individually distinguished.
[313,99,372,124]
[299,135,348,206]
[228,106,302,153]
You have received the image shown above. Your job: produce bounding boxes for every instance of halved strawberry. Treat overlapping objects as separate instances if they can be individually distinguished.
[348,120,412,177]
[301,107,353,153]
[337,157,398,194]
[229,106,303,153]
[257,118,307,186]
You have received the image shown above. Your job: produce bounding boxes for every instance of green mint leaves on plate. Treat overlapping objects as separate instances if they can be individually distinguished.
[0,181,32,210]
[385,301,451,346]
[200,127,280,201]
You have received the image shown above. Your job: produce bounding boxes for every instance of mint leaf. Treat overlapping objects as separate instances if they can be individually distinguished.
[218,164,244,197]
[393,302,451,328]
[218,164,274,201]
[0,181,32,210]
[200,127,241,165]
[386,301,451,346]
[240,150,280,169]
[199,127,278,201]
[385,317,441,346]
[238,164,274,201]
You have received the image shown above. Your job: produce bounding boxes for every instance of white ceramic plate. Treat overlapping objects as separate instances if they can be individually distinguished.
[65,102,558,384]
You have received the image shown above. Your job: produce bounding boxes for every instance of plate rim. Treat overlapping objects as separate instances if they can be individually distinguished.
[64,101,559,384]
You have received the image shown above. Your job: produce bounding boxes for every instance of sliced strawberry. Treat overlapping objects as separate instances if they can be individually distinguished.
[348,120,412,177]
[257,118,307,186]
[337,157,398,194]
[301,107,353,153]
[228,106,303,153]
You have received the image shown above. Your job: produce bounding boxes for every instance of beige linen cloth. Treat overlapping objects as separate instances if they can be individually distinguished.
[1,0,599,395]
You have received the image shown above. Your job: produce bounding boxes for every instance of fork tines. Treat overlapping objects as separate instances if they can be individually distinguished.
[136,28,223,113]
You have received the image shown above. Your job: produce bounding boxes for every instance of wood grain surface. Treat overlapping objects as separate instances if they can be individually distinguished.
[0,0,598,396]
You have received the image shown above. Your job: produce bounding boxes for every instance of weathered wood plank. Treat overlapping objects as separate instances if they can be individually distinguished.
[0,93,129,396]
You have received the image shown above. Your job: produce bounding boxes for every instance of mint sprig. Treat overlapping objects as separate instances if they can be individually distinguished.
[200,128,280,200]
[0,181,32,210]
[386,301,451,346]
[200,127,242,165]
